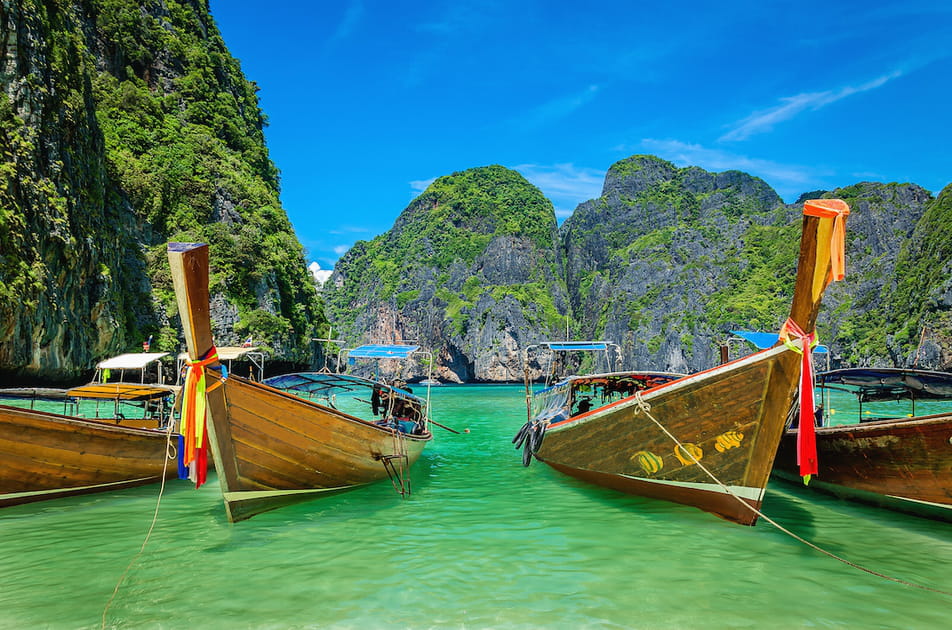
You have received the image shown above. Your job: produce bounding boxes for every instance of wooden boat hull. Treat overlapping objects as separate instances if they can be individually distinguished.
[202,374,430,522]
[0,404,176,508]
[536,344,801,525]
[168,241,433,522]
[773,414,952,521]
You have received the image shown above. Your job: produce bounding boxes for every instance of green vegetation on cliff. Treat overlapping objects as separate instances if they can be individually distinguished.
[325,166,568,375]
[0,0,324,379]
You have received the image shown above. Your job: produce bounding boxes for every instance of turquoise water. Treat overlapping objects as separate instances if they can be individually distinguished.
[1,384,950,629]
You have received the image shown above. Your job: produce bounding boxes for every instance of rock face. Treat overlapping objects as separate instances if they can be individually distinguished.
[0,0,324,383]
[324,165,569,382]
[327,155,949,380]
[563,155,796,373]
[810,181,936,366]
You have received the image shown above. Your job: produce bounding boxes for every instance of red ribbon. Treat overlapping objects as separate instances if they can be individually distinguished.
[779,319,818,481]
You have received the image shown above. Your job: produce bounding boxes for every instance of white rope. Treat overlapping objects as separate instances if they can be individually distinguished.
[631,392,952,597]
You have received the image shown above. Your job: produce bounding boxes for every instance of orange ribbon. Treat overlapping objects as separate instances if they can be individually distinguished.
[804,199,850,281]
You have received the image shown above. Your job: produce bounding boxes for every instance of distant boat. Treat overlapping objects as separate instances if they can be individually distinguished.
[167,242,433,522]
[0,353,179,508]
[773,367,952,522]
[515,199,851,525]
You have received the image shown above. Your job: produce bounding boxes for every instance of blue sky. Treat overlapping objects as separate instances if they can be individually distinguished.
[209,1,952,270]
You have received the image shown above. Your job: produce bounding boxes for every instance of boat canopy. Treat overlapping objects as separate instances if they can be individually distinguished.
[0,387,72,402]
[731,330,829,354]
[530,371,685,421]
[264,372,423,402]
[176,346,265,382]
[543,341,611,351]
[67,383,178,401]
[346,344,420,359]
[530,380,571,423]
[97,352,169,369]
[818,367,952,401]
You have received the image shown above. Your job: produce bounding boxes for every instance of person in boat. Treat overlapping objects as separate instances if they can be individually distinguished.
[790,403,824,429]
[574,396,593,415]
[371,387,382,415]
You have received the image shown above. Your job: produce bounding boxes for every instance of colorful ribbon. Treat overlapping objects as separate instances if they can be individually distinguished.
[780,199,850,484]
[180,346,221,488]
[779,318,818,483]
[803,199,850,281]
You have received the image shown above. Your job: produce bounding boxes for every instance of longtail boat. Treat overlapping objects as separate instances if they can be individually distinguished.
[0,354,179,508]
[515,199,851,525]
[167,242,433,522]
[773,367,952,522]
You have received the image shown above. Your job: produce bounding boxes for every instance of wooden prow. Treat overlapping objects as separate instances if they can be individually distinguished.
[787,199,850,333]
[168,243,216,359]
[167,242,238,493]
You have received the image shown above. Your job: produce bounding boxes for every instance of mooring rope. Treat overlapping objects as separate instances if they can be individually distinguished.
[101,418,179,628]
[631,392,952,597]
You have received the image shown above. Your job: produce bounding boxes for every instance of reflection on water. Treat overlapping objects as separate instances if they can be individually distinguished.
[1,384,950,629]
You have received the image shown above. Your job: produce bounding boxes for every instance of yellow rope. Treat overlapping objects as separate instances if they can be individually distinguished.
[631,392,952,597]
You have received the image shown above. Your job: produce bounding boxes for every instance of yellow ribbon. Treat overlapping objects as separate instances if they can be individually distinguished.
[180,348,220,465]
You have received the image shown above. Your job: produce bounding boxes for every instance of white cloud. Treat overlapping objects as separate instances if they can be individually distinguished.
[308,261,333,286]
[514,163,604,217]
[409,177,437,196]
[720,71,903,141]
[333,244,352,256]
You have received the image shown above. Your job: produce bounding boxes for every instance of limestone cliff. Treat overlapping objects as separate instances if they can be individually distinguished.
[326,155,947,381]
[324,165,568,382]
[0,0,324,382]
[563,155,796,373]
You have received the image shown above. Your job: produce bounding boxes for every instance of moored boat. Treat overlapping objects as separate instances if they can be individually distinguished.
[773,367,952,521]
[0,354,180,508]
[167,242,433,522]
[515,199,851,525]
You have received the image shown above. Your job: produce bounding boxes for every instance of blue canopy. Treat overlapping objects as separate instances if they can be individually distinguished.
[264,372,422,401]
[545,341,610,352]
[731,330,829,354]
[348,344,420,359]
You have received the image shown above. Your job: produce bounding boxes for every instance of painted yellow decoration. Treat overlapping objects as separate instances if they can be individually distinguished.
[714,430,744,452]
[630,450,664,474]
[674,443,703,465]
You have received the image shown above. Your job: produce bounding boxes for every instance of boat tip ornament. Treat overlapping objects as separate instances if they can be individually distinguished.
[785,198,850,485]
[803,198,850,299]
[179,345,226,488]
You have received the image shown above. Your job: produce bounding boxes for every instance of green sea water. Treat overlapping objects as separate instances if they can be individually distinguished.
[1,384,950,629]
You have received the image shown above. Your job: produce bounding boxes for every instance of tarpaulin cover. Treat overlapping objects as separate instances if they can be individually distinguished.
[731,330,829,354]
[544,342,609,352]
[348,344,420,359]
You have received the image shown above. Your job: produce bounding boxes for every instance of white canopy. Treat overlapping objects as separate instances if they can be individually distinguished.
[176,346,260,361]
[96,352,169,370]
